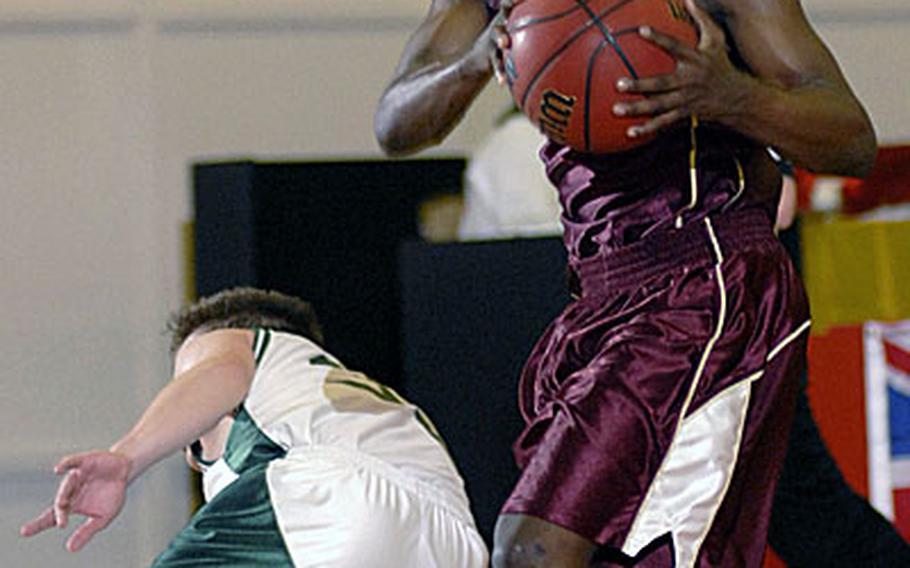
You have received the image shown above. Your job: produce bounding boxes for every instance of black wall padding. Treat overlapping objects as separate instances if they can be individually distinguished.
[194,159,465,386]
[399,237,570,545]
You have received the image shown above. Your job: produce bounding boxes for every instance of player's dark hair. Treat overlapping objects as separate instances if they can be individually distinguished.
[167,287,324,354]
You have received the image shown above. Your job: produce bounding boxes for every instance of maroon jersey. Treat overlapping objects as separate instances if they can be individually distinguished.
[542,124,780,262]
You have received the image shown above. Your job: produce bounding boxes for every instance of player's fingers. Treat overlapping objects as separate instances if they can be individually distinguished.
[54,453,85,475]
[613,90,685,118]
[490,50,506,84]
[66,516,108,553]
[493,22,511,51]
[638,25,697,61]
[491,32,514,84]
[20,508,56,537]
[616,73,680,95]
[684,0,724,51]
[487,14,510,84]
[627,109,688,138]
[53,470,81,528]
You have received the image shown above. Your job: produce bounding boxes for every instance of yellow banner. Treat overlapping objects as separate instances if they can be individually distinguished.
[801,215,910,333]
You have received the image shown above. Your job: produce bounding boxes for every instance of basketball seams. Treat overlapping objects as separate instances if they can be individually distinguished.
[584,41,611,152]
[514,0,644,108]
[517,18,603,109]
[573,0,640,79]
[510,0,693,152]
[511,0,638,33]
[510,5,586,32]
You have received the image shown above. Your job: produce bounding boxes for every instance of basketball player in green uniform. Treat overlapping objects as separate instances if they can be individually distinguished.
[21,288,488,567]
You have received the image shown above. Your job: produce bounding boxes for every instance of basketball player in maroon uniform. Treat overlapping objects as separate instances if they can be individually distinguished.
[375,1,886,566]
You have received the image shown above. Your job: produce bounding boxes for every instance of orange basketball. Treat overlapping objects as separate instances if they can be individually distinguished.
[504,0,697,154]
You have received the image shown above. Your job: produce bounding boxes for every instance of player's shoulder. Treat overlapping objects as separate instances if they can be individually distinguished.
[197,328,258,363]
[175,328,256,374]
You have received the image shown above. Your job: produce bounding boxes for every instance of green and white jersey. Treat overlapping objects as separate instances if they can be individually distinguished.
[212,329,468,504]
[155,328,486,567]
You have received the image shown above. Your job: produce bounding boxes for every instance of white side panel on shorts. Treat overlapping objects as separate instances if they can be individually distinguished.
[621,374,757,567]
[622,315,812,566]
[622,218,732,567]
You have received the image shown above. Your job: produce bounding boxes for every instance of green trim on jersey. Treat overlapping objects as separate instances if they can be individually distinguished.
[152,463,294,567]
[252,328,272,365]
[309,354,342,369]
[413,407,446,447]
[189,440,217,468]
[223,406,287,475]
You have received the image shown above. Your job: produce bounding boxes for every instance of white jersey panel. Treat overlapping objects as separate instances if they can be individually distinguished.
[245,330,473,520]
[267,447,488,568]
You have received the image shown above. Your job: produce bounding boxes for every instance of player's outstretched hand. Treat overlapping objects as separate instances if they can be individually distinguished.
[612,0,753,138]
[488,0,521,84]
[20,450,131,552]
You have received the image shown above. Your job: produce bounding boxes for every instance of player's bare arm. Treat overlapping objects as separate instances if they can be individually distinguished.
[374,0,501,156]
[19,329,255,552]
[110,329,255,479]
[615,0,876,177]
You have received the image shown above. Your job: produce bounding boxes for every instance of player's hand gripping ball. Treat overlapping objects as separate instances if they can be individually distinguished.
[504,0,697,154]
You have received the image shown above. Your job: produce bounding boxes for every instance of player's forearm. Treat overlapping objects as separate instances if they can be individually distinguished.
[110,356,252,482]
[375,55,493,156]
[721,75,877,177]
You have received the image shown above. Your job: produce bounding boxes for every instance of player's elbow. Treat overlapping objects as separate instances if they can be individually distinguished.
[374,126,420,158]
[374,113,407,156]
[830,113,878,179]
[374,101,424,158]
[803,120,877,179]
[843,123,878,179]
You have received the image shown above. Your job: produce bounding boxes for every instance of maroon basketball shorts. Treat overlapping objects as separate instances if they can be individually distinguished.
[501,208,809,567]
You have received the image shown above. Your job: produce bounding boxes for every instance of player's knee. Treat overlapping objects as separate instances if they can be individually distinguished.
[491,535,544,568]
[492,514,594,567]
[493,516,541,568]
[492,536,591,568]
